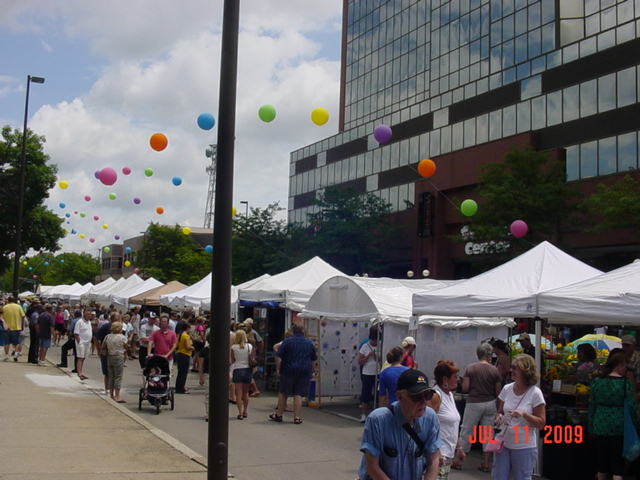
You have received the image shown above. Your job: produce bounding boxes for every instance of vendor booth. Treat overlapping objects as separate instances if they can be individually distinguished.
[412,241,604,479]
[85,274,143,306]
[111,277,163,309]
[62,282,94,303]
[81,277,120,304]
[129,281,187,306]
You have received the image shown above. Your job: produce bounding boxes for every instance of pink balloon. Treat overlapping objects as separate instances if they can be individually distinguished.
[510,220,529,238]
[93,215,99,221]
[84,195,92,202]
[122,166,132,175]
[133,268,140,274]
[89,238,95,243]
[99,167,118,186]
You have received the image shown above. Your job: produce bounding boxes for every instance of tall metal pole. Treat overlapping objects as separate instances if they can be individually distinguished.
[208,1,240,479]
[12,76,33,298]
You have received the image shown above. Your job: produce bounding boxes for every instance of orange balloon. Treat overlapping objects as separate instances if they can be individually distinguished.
[418,158,436,178]
[149,133,168,151]
[156,207,164,214]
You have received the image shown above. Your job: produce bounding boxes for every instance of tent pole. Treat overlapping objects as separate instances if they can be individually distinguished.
[534,315,543,478]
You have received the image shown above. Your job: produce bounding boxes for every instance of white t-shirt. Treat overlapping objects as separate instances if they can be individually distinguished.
[231,343,253,370]
[498,383,545,449]
[74,319,93,343]
[359,342,378,376]
[434,384,461,458]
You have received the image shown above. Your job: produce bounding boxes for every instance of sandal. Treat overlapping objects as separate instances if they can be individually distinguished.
[294,417,303,424]
[478,465,491,473]
[242,412,248,418]
[237,414,243,420]
[268,413,283,422]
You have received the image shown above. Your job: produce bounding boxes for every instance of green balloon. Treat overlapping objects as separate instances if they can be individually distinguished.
[258,104,276,123]
[108,193,117,200]
[79,212,86,218]
[460,199,478,217]
[144,168,154,177]
[103,247,111,253]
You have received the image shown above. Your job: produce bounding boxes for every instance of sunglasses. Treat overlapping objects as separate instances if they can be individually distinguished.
[409,390,435,403]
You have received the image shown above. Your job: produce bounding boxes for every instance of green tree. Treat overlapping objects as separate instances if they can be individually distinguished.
[138,223,210,284]
[304,186,405,275]
[0,126,65,273]
[580,174,640,232]
[232,203,306,284]
[464,147,577,250]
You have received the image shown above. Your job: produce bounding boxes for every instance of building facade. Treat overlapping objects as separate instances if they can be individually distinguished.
[288,0,640,277]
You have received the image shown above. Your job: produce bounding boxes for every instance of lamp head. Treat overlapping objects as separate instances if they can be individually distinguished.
[30,76,45,84]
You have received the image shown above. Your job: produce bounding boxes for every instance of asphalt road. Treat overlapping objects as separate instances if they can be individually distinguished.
[46,344,490,480]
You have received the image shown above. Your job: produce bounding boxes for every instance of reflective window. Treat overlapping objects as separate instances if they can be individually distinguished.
[566,145,580,181]
[580,79,597,117]
[580,141,598,178]
[517,101,530,133]
[489,109,502,140]
[441,126,452,153]
[598,73,616,112]
[618,132,638,171]
[598,136,617,176]
[563,85,579,122]
[617,67,636,107]
[503,105,516,137]
[464,118,476,147]
[476,113,489,144]
[547,91,562,126]
[452,122,464,151]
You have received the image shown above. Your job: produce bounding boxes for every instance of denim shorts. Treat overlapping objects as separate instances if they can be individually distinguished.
[6,330,20,346]
[39,338,51,349]
[232,367,252,384]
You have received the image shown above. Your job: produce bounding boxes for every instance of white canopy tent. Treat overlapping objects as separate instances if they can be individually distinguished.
[62,282,94,302]
[111,277,163,309]
[91,274,143,306]
[37,285,54,295]
[412,241,603,318]
[538,260,640,325]
[81,277,117,304]
[300,275,512,398]
[42,282,81,300]
[18,290,35,299]
[238,256,345,311]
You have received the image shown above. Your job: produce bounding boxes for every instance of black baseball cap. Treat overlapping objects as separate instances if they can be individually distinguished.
[397,369,434,395]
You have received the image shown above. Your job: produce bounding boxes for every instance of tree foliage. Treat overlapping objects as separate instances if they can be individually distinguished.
[465,147,577,249]
[305,186,404,275]
[0,126,65,273]
[138,223,211,284]
[580,174,640,232]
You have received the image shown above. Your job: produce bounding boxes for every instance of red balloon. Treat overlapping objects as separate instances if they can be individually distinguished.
[417,159,436,178]
[99,167,118,186]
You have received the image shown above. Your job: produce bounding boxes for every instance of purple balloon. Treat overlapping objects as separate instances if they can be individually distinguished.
[114,234,120,240]
[510,219,529,238]
[373,124,392,143]
[94,169,101,179]
[133,197,141,205]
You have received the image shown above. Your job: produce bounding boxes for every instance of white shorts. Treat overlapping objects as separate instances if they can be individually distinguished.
[76,341,91,359]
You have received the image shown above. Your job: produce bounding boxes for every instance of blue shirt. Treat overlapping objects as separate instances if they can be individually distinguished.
[277,334,317,376]
[358,402,441,480]
[69,316,81,337]
[378,365,409,403]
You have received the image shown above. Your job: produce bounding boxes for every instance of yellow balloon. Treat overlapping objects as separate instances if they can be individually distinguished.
[22,260,28,265]
[58,180,69,189]
[79,233,86,239]
[102,224,108,230]
[231,206,237,217]
[311,107,329,126]
[124,260,131,267]
[181,227,191,235]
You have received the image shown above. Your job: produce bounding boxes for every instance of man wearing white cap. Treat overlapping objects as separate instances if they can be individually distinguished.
[401,336,417,369]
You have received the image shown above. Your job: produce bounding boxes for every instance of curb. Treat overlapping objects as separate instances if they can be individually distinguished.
[51,359,208,469]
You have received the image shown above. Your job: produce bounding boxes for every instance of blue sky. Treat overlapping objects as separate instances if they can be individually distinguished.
[0,1,343,255]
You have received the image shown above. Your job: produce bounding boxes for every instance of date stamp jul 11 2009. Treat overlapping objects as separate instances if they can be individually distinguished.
[468,425,584,445]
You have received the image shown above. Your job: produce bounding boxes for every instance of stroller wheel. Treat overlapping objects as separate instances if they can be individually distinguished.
[138,388,144,411]
[170,388,175,411]
[156,401,161,415]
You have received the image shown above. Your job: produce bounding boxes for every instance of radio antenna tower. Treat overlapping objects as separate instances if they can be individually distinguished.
[203,144,217,228]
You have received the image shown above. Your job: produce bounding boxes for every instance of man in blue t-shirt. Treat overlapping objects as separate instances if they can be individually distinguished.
[379,346,410,405]
[359,369,441,480]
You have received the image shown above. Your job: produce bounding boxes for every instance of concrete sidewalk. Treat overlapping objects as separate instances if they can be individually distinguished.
[0,360,207,480]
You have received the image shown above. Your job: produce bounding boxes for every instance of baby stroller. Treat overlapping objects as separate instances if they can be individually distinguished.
[138,355,174,414]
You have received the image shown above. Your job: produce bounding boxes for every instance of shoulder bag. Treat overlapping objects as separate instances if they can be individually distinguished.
[485,386,531,453]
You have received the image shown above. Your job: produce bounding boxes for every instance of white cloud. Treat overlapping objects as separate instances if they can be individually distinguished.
[27,2,342,255]
[40,39,53,52]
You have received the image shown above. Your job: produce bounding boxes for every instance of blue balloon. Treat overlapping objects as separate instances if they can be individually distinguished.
[59,259,65,263]
[65,213,71,218]
[125,247,132,254]
[197,113,215,130]
[28,266,33,271]
[59,202,66,208]
[43,261,49,266]
[204,244,213,253]
[71,229,77,234]
[172,176,182,186]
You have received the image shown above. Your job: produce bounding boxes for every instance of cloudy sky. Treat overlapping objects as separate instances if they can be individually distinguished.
[0,0,342,255]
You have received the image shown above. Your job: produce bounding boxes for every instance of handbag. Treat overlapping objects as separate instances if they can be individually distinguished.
[623,381,640,461]
[487,386,532,454]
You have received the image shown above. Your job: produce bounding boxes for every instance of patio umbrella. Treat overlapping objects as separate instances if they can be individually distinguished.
[566,333,621,352]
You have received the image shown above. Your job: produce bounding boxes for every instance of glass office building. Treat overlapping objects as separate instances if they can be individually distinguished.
[289,0,640,276]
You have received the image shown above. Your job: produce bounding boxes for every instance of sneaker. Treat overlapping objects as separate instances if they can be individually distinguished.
[38,361,46,366]
[359,414,367,423]
[3,356,9,362]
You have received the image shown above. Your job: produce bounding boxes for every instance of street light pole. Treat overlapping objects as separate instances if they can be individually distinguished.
[240,200,248,217]
[208,1,240,480]
[12,75,45,298]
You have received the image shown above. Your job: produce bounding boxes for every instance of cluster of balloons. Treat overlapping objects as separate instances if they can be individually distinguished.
[256,105,329,126]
